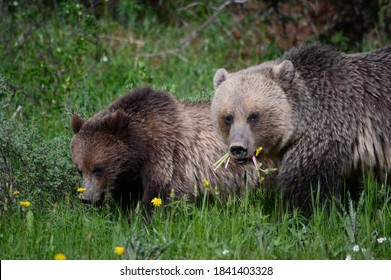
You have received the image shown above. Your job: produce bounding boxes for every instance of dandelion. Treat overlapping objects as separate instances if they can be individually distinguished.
[255,146,263,157]
[222,249,229,256]
[20,201,31,207]
[203,178,210,189]
[114,246,125,256]
[77,187,86,193]
[102,55,108,62]
[54,253,67,260]
[214,148,276,175]
[377,237,387,244]
[13,190,20,196]
[151,197,162,207]
[252,155,277,175]
[352,245,360,253]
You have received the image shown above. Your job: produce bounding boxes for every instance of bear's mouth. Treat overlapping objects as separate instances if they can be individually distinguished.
[78,186,107,206]
[229,146,263,164]
[214,149,261,170]
[233,157,252,164]
[79,194,105,206]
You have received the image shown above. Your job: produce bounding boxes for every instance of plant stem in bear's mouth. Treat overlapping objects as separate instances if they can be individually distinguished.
[214,147,277,174]
[213,152,230,171]
[224,156,230,168]
[252,155,261,170]
[252,155,278,174]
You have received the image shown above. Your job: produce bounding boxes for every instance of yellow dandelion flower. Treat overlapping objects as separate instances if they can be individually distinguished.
[151,197,162,207]
[20,201,31,207]
[77,187,86,193]
[13,190,20,195]
[114,246,125,256]
[203,178,210,189]
[54,253,67,260]
[255,147,263,157]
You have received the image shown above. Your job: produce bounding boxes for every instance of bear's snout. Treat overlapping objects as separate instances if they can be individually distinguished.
[78,186,105,206]
[230,144,248,160]
[228,124,253,160]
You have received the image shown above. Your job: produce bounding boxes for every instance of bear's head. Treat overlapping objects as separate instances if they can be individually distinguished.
[71,109,146,205]
[211,60,297,163]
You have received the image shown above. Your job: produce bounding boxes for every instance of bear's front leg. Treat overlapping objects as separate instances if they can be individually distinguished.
[140,155,174,205]
[278,142,348,213]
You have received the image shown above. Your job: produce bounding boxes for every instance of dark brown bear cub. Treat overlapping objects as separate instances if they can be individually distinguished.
[211,44,391,212]
[71,87,269,210]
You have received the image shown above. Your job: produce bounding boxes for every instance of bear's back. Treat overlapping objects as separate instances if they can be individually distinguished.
[285,44,391,173]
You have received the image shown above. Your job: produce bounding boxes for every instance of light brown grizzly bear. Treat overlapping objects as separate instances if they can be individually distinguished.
[211,44,391,212]
[71,87,273,210]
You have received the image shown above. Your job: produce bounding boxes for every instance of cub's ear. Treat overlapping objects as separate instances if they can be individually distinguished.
[71,115,85,134]
[104,109,128,132]
[213,68,228,90]
[271,60,295,84]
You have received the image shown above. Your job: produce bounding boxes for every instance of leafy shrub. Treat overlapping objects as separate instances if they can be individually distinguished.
[0,1,102,116]
[0,76,78,212]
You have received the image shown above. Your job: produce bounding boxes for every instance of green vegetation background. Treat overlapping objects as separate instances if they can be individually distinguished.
[0,1,390,260]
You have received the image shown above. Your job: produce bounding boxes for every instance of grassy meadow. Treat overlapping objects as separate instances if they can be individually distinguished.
[0,1,390,260]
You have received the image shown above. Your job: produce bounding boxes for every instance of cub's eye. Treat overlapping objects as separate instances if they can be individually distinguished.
[247,112,259,124]
[92,166,104,176]
[223,114,233,126]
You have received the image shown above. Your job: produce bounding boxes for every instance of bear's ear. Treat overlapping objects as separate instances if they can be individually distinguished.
[104,109,128,132]
[213,68,228,89]
[271,60,295,84]
[71,115,85,134]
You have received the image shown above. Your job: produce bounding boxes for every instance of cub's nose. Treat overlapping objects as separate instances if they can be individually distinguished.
[229,145,248,159]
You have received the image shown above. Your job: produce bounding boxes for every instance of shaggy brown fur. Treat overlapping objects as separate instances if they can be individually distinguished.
[71,87,273,210]
[211,44,391,212]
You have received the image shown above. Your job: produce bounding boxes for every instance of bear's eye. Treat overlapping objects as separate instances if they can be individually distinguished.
[247,112,259,124]
[92,166,104,176]
[223,114,233,126]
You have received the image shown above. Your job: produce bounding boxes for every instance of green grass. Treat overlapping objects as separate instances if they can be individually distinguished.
[0,1,390,260]
[1,184,390,260]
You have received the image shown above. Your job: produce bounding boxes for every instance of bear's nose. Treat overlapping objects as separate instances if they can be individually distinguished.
[230,145,248,159]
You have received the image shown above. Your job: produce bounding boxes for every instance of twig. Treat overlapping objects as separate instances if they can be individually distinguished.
[140,0,238,57]
[178,2,206,12]
[97,34,143,45]
[11,105,22,119]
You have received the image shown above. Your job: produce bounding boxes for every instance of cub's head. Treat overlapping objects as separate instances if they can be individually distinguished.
[71,109,145,205]
[211,60,296,162]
